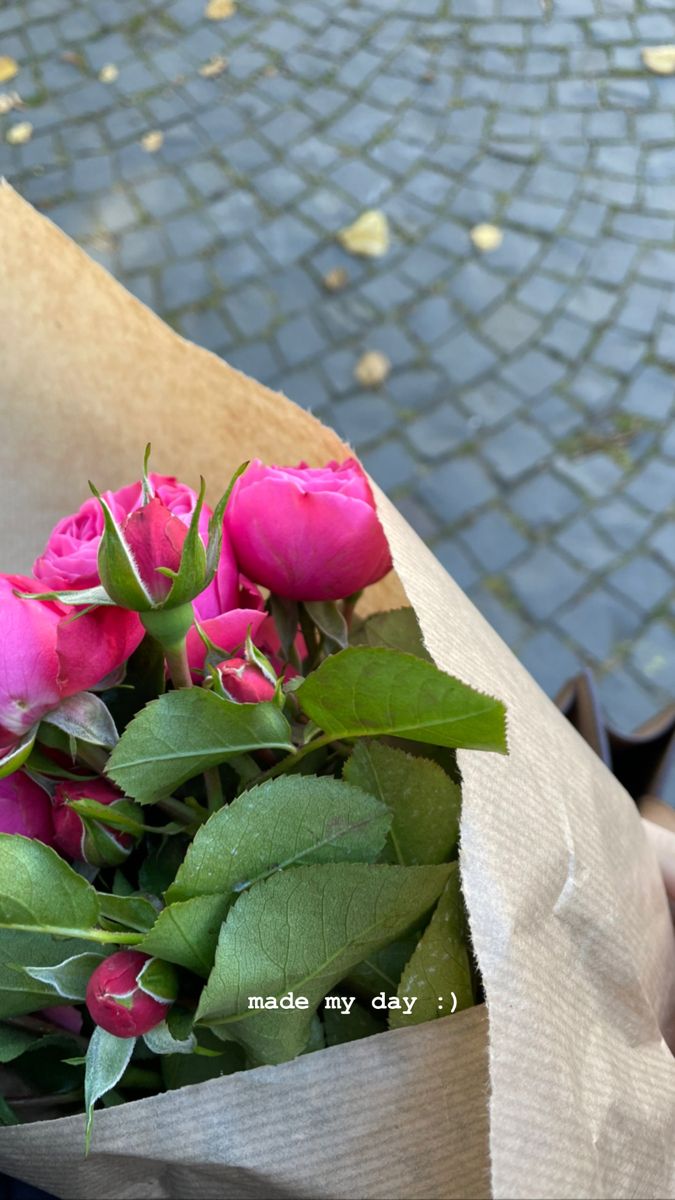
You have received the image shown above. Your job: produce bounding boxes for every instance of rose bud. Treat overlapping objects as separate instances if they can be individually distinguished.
[0,771,55,845]
[122,498,190,605]
[85,951,176,1038]
[225,458,392,602]
[52,778,140,867]
[217,657,276,704]
[33,474,209,592]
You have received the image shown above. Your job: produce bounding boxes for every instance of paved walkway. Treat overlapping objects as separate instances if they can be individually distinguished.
[2,0,674,734]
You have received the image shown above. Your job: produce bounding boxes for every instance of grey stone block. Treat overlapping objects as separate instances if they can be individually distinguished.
[557,588,642,660]
[418,456,497,523]
[511,471,582,528]
[482,420,550,482]
[161,259,213,309]
[510,546,585,620]
[460,509,528,572]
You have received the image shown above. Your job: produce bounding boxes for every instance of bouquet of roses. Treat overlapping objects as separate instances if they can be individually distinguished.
[0,450,507,1148]
[4,187,674,1200]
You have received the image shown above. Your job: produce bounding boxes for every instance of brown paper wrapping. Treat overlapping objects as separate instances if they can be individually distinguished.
[0,182,674,1199]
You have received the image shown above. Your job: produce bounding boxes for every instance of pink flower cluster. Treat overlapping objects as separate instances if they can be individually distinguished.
[0,459,391,851]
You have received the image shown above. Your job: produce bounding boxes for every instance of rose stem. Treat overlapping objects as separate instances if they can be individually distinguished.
[164,636,223,816]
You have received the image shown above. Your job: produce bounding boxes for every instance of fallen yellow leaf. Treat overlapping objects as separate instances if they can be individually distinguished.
[354,351,391,388]
[470,223,503,252]
[199,55,228,78]
[323,267,348,292]
[140,130,163,153]
[6,121,32,145]
[98,63,119,83]
[0,56,18,85]
[642,45,675,75]
[61,50,85,67]
[338,210,390,258]
[205,0,236,19]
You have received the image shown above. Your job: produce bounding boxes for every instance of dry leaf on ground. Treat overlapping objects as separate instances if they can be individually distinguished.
[338,210,390,258]
[199,55,228,77]
[98,63,119,83]
[323,267,348,292]
[470,223,503,252]
[0,57,18,85]
[354,351,391,388]
[140,130,164,153]
[61,50,85,68]
[205,0,236,19]
[6,121,32,145]
[642,45,675,75]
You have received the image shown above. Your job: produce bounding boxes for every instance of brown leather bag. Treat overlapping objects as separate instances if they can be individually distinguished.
[555,670,675,832]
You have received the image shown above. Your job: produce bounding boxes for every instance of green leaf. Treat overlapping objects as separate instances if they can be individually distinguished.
[17,584,115,607]
[142,442,153,504]
[161,1034,245,1091]
[25,746,91,780]
[268,595,299,663]
[344,740,460,865]
[168,774,391,903]
[206,461,248,581]
[165,477,208,609]
[10,1032,83,1095]
[0,1022,37,1063]
[84,1027,135,1152]
[346,930,422,1000]
[196,862,451,1064]
[94,487,153,611]
[106,689,293,805]
[323,997,383,1047]
[351,608,430,659]
[143,1019,196,1056]
[139,895,227,976]
[98,893,158,934]
[389,864,474,1029]
[0,1096,19,1125]
[0,836,101,939]
[296,648,507,754]
[0,931,94,1018]
[42,692,119,749]
[22,951,105,1001]
[303,601,348,650]
[0,727,38,780]
[68,797,144,836]
[138,837,186,895]
[137,957,177,1003]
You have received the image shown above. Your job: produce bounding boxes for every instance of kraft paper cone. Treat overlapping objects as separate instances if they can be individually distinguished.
[1,182,675,1199]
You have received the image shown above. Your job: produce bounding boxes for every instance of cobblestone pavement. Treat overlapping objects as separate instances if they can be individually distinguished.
[2,0,675,735]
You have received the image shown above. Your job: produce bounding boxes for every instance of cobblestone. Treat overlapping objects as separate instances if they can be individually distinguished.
[3,0,675,728]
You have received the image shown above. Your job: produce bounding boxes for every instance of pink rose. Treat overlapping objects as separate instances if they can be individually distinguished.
[86,951,174,1037]
[217,657,275,704]
[0,771,55,844]
[52,778,136,865]
[225,459,392,601]
[34,474,208,591]
[186,538,266,675]
[0,575,142,750]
